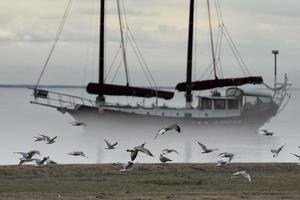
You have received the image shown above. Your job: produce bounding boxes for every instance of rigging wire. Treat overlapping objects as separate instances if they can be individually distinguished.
[34,0,73,89]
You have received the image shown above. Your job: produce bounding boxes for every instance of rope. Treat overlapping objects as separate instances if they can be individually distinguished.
[35,0,73,89]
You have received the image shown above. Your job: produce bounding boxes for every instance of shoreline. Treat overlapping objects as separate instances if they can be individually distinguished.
[0,163,299,199]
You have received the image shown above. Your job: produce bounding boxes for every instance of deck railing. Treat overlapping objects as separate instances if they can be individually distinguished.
[31,89,96,110]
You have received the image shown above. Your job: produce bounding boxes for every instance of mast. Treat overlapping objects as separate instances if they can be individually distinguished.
[186,0,195,108]
[98,0,105,103]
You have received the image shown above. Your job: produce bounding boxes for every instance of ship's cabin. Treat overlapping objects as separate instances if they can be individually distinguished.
[197,87,273,112]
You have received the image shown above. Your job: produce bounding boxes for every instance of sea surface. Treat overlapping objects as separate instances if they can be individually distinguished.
[0,88,299,165]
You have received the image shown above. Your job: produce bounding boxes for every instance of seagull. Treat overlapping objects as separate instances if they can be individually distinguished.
[33,157,48,166]
[39,134,57,144]
[126,143,154,161]
[159,154,172,163]
[14,150,41,160]
[196,141,218,153]
[18,158,35,166]
[104,139,118,150]
[68,151,88,158]
[290,153,300,161]
[215,160,228,167]
[271,144,286,157]
[70,121,87,127]
[155,123,181,139]
[218,152,234,162]
[162,149,179,155]
[260,129,274,136]
[34,134,47,142]
[116,161,134,172]
[231,170,251,182]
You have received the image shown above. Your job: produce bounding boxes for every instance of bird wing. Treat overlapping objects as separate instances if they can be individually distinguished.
[168,124,180,133]
[290,153,300,158]
[111,142,118,147]
[14,152,28,158]
[126,161,134,169]
[156,128,166,139]
[277,144,286,153]
[137,147,154,157]
[242,172,251,182]
[171,149,179,154]
[51,136,58,141]
[104,139,110,147]
[197,142,208,151]
[130,150,138,161]
[228,154,234,162]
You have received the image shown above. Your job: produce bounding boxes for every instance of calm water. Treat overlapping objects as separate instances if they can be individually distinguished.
[0,88,299,165]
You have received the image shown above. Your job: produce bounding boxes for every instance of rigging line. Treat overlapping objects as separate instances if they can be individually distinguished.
[127,32,154,88]
[117,0,130,86]
[82,0,97,93]
[198,62,213,81]
[223,26,251,76]
[207,0,218,79]
[120,0,157,88]
[222,31,248,76]
[127,29,158,88]
[216,0,251,76]
[35,0,73,89]
[193,0,198,81]
[214,0,224,78]
[111,56,124,83]
[104,45,122,81]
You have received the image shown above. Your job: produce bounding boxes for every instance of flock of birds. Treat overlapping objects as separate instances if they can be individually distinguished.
[14,122,88,166]
[14,122,300,183]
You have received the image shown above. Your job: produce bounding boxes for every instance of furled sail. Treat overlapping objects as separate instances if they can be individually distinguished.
[176,76,263,91]
[87,83,174,100]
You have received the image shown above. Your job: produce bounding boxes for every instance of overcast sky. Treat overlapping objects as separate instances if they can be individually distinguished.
[0,0,299,88]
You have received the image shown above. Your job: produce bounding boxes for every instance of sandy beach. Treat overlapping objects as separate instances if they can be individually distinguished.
[0,163,299,200]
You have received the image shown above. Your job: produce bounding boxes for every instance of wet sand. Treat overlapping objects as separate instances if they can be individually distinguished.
[0,163,299,200]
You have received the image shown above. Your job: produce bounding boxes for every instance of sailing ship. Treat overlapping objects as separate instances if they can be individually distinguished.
[31,0,290,130]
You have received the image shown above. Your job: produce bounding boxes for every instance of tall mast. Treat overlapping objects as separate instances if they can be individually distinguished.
[98,0,105,102]
[186,0,195,108]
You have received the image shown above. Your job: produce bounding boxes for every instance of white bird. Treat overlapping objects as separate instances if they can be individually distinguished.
[260,129,274,136]
[196,141,218,153]
[290,153,300,161]
[34,134,47,142]
[271,144,286,157]
[231,170,251,182]
[33,157,48,166]
[126,143,154,161]
[215,160,228,167]
[70,121,87,126]
[68,151,88,158]
[159,154,172,163]
[218,152,234,162]
[14,150,41,160]
[116,161,134,172]
[39,134,57,144]
[155,123,181,139]
[162,149,179,155]
[104,139,118,150]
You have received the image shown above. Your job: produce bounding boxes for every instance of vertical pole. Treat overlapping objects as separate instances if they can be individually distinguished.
[98,0,105,103]
[186,0,195,108]
[272,50,279,90]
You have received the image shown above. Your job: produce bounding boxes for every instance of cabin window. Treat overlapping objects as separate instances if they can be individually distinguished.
[201,98,212,110]
[244,96,257,105]
[228,99,239,110]
[214,99,226,110]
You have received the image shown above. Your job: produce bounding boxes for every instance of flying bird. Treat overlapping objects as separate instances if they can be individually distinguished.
[126,143,154,161]
[68,151,88,158]
[290,153,300,161]
[196,141,218,153]
[271,144,286,157]
[162,149,179,155]
[116,161,134,172]
[33,157,48,166]
[159,154,172,163]
[34,134,48,142]
[215,160,228,167]
[70,121,87,126]
[260,129,274,136]
[104,139,118,150]
[155,123,181,139]
[39,134,57,144]
[14,150,41,160]
[218,152,234,162]
[231,170,251,182]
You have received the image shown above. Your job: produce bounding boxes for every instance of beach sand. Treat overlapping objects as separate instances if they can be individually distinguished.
[0,163,299,200]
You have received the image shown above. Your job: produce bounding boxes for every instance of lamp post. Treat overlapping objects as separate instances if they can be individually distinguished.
[272,50,279,89]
